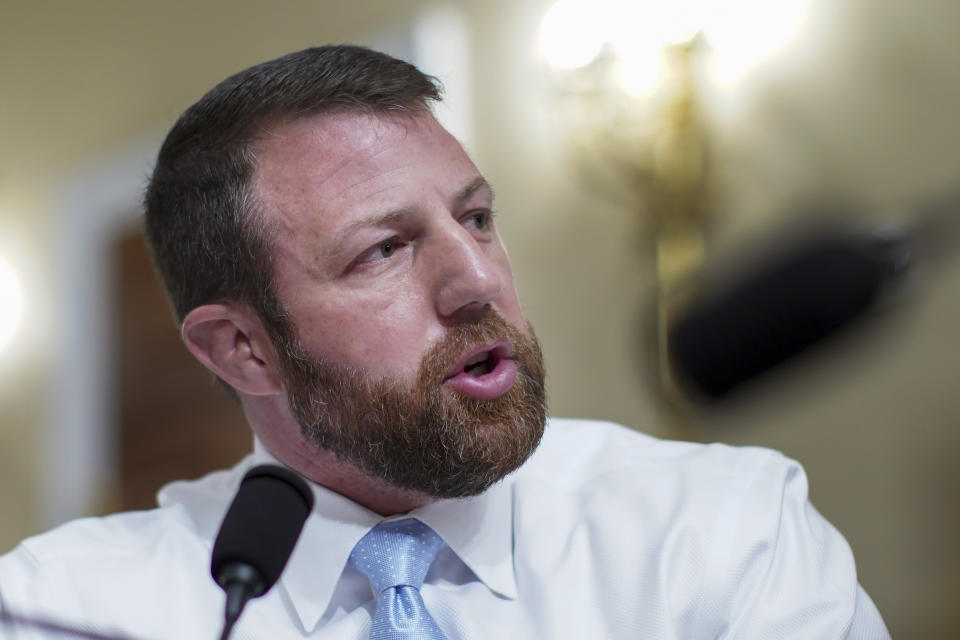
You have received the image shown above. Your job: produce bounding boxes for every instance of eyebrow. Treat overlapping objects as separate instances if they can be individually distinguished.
[455,175,494,208]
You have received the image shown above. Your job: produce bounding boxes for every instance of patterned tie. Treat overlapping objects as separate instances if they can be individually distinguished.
[349,519,449,640]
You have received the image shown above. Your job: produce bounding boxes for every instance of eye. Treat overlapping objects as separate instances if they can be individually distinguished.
[378,240,397,257]
[349,237,408,273]
[464,210,495,231]
[370,238,408,261]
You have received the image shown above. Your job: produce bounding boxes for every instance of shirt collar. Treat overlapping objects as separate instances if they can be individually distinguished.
[250,438,519,634]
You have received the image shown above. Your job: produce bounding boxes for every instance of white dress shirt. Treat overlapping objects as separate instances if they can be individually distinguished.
[0,418,889,639]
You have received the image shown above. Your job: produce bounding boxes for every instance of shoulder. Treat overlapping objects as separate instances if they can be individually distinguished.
[6,463,245,570]
[0,507,216,636]
[510,418,884,637]
[0,466,248,636]
[0,498,214,596]
[5,505,197,568]
[513,417,808,582]
[520,416,795,493]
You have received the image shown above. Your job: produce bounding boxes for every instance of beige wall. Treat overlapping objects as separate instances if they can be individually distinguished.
[1,0,958,636]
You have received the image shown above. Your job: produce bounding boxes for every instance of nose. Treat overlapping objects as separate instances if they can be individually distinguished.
[432,223,503,320]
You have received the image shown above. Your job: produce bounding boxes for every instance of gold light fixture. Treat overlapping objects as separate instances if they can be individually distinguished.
[538,0,810,407]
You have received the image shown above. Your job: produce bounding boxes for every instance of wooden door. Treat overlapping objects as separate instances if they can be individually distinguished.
[114,228,250,511]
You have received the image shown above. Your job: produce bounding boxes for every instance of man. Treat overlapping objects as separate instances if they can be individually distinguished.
[0,45,888,638]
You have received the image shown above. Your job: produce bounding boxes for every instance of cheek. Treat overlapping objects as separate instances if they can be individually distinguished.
[491,250,527,323]
[295,291,435,373]
[498,288,527,332]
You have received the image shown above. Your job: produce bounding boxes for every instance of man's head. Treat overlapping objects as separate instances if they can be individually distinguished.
[144,46,546,504]
[145,45,442,331]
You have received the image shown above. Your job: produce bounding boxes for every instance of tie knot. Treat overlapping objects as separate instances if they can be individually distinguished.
[349,519,444,594]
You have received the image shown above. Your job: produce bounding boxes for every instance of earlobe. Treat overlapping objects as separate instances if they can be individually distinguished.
[181,304,283,396]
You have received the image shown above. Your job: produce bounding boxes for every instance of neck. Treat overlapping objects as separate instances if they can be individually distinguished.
[241,394,436,516]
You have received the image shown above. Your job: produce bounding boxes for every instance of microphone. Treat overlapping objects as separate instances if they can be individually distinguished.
[667,226,912,400]
[667,184,960,402]
[211,464,314,640]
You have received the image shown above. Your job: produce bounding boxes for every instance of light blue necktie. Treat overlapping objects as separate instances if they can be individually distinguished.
[349,519,449,640]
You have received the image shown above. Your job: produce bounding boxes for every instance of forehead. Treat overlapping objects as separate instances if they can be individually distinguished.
[252,110,481,240]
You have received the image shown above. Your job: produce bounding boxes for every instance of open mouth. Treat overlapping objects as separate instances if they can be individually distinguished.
[446,342,513,381]
[441,341,518,400]
[463,350,497,377]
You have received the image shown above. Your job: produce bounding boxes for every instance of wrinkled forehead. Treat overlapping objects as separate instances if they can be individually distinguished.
[254,110,427,188]
[250,108,480,256]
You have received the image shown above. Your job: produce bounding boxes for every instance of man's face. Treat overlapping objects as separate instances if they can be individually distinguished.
[254,111,546,497]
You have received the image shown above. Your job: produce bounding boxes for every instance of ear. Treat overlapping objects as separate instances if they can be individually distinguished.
[181,303,283,396]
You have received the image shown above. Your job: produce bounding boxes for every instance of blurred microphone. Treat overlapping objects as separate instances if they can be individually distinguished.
[667,189,960,401]
[211,465,314,640]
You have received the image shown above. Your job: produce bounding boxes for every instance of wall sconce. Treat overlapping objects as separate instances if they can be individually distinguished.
[538,0,810,410]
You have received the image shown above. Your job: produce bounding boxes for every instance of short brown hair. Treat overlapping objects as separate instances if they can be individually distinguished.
[144,45,442,336]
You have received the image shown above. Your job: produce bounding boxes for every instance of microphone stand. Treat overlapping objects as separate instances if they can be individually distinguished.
[215,562,263,640]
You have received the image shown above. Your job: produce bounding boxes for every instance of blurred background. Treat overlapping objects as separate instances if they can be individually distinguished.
[1,0,958,636]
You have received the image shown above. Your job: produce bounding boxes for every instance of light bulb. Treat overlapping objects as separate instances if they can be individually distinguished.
[539,0,610,69]
[0,257,22,350]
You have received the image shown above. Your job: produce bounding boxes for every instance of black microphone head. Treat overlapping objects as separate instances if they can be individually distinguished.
[667,228,911,401]
[211,464,314,597]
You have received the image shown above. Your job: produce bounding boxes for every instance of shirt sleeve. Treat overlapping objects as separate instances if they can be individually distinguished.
[719,455,890,639]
